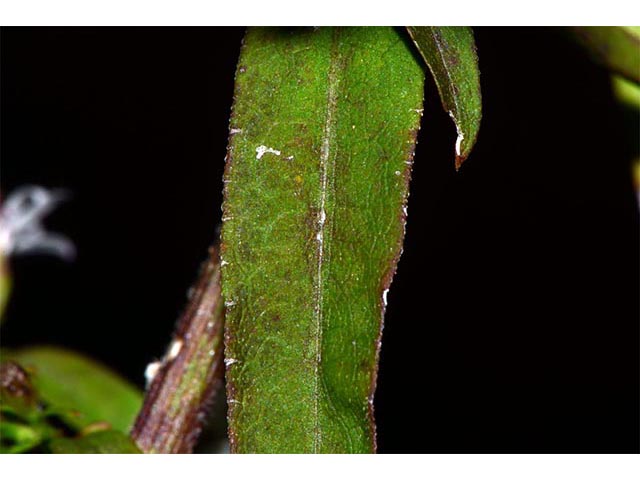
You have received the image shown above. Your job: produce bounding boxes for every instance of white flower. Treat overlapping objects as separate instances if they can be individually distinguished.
[0,186,75,260]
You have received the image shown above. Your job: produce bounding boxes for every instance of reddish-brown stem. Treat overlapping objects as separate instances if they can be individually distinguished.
[131,246,225,453]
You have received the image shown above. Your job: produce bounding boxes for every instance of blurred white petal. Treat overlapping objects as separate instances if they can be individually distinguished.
[0,185,75,260]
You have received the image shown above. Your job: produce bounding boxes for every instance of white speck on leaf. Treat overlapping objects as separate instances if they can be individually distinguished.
[382,288,389,307]
[255,145,281,160]
[224,357,238,366]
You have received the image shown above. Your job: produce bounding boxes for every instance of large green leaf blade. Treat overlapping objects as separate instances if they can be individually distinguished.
[8,347,142,432]
[221,27,424,453]
[407,26,482,169]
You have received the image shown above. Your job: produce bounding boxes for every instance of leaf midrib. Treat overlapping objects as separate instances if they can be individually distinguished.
[313,28,341,453]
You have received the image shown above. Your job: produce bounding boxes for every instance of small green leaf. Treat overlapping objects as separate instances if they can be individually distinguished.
[0,422,44,454]
[569,27,640,84]
[407,26,482,169]
[49,430,141,453]
[222,27,424,453]
[8,347,142,432]
[1,360,63,453]
[613,74,640,110]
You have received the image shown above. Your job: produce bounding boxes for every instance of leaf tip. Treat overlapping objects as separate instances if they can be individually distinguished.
[450,111,467,171]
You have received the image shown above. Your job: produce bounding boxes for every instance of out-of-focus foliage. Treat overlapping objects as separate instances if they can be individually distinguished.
[1,348,142,453]
[49,430,140,453]
[570,27,640,84]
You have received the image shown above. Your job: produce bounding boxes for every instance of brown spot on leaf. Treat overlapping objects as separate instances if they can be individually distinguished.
[0,361,34,401]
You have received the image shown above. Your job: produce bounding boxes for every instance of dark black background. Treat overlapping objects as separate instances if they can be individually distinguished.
[1,27,638,453]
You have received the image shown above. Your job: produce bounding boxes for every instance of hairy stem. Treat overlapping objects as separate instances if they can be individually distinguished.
[131,246,225,453]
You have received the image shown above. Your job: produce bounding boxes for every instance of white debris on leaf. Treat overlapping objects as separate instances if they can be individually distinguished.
[255,145,281,160]
[448,111,465,157]
[224,357,238,367]
[382,288,389,307]
[0,185,75,260]
[383,290,388,307]
[455,131,464,157]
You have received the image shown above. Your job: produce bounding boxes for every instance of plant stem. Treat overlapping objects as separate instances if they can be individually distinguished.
[131,246,225,453]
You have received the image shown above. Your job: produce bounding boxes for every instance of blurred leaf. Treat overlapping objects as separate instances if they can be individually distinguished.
[8,347,142,432]
[222,27,424,453]
[49,430,140,453]
[569,27,640,84]
[1,360,60,453]
[611,74,640,204]
[613,74,640,110]
[0,421,44,453]
[407,26,482,168]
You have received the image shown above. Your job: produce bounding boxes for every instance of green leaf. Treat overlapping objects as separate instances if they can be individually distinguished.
[613,74,640,111]
[1,360,62,453]
[569,27,640,84]
[406,26,482,169]
[221,27,424,453]
[8,347,142,432]
[49,430,141,453]
[0,421,44,454]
